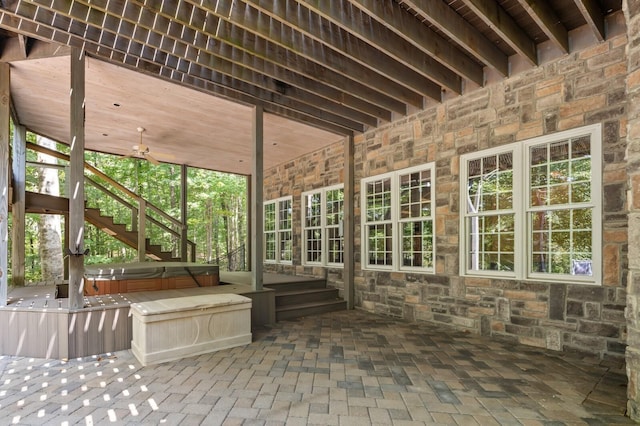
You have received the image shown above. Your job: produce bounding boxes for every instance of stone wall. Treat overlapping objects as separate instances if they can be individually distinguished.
[263,28,629,360]
[625,0,640,420]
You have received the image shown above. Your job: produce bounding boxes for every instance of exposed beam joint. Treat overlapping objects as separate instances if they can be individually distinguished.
[341,0,482,85]
[462,0,538,66]
[245,0,463,92]
[515,0,569,53]
[572,0,606,42]
[398,0,508,76]
[183,0,425,106]
[0,7,359,135]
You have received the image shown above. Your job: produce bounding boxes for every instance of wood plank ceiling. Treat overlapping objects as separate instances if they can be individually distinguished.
[0,0,623,173]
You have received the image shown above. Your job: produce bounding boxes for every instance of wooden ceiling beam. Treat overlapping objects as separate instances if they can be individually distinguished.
[129,0,399,117]
[124,0,400,118]
[20,0,381,128]
[461,0,538,65]
[180,0,424,107]
[0,34,64,62]
[397,0,508,76]
[243,0,462,93]
[514,0,569,53]
[572,0,606,42]
[0,7,358,135]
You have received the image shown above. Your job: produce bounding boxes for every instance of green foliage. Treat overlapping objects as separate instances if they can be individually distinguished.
[9,131,248,283]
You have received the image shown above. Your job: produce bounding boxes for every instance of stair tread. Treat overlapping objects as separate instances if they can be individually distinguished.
[276,299,346,312]
[276,288,338,297]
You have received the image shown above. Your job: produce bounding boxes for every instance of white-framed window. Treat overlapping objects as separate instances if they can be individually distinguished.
[264,196,293,263]
[302,185,344,266]
[361,164,435,273]
[460,124,602,284]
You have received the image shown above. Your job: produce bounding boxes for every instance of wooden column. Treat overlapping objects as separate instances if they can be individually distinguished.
[11,124,26,287]
[626,0,640,420]
[250,106,264,291]
[343,133,355,309]
[138,199,146,262]
[246,175,252,271]
[68,48,86,310]
[180,164,188,261]
[0,63,9,306]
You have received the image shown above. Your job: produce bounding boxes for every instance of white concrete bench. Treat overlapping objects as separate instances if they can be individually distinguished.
[130,294,252,366]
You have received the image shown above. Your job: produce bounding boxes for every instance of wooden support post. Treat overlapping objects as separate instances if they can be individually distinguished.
[11,124,26,287]
[251,106,264,291]
[343,133,355,309]
[68,48,86,310]
[246,175,252,271]
[180,164,188,262]
[138,199,146,262]
[0,63,9,306]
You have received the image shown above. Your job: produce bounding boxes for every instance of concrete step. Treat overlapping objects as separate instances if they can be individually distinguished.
[275,287,340,307]
[276,299,347,322]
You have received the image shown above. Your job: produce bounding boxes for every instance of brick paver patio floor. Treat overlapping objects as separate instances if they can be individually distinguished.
[0,309,632,425]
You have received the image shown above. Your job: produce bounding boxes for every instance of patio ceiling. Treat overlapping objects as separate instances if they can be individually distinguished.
[0,0,623,174]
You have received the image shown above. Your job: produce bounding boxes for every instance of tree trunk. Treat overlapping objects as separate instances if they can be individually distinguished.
[36,136,64,282]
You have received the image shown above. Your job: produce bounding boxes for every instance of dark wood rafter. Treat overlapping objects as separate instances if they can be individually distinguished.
[243,0,459,94]
[317,0,478,87]
[154,0,422,108]
[461,0,539,65]
[0,0,619,173]
[572,0,606,42]
[0,5,360,135]
[397,0,508,76]
[514,0,569,53]
[80,0,397,120]
[16,0,374,131]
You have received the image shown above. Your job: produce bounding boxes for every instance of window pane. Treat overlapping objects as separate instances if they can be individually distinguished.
[279,199,292,230]
[264,203,276,231]
[306,229,322,263]
[265,233,276,261]
[327,227,344,264]
[529,138,591,207]
[368,223,392,266]
[279,230,292,261]
[367,178,391,222]
[466,153,512,214]
[304,192,322,227]
[529,208,592,275]
[399,170,432,219]
[467,213,515,272]
[401,220,433,268]
[326,188,344,226]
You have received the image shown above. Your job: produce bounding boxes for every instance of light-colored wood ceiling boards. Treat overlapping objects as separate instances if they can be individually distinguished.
[0,0,624,173]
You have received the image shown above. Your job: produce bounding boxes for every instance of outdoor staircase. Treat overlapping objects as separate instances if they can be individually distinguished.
[84,207,181,262]
[15,191,183,262]
[264,278,347,321]
[12,141,195,262]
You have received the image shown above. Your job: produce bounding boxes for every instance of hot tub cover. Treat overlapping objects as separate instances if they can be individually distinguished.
[84,262,219,281]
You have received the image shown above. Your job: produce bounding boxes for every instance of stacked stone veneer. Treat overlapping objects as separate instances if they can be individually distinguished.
[264,25,629,360]
[625,0,640,420]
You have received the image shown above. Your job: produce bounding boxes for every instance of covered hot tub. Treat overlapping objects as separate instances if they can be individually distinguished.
[84,262,220,295]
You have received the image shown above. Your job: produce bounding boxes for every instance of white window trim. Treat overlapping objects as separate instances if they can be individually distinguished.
[264,195,293,265]
[459,124,602,285]
[301,184,345,268]
[361,163,436,274]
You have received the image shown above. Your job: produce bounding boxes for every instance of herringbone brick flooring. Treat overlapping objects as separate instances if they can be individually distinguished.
[0,310,632,425]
